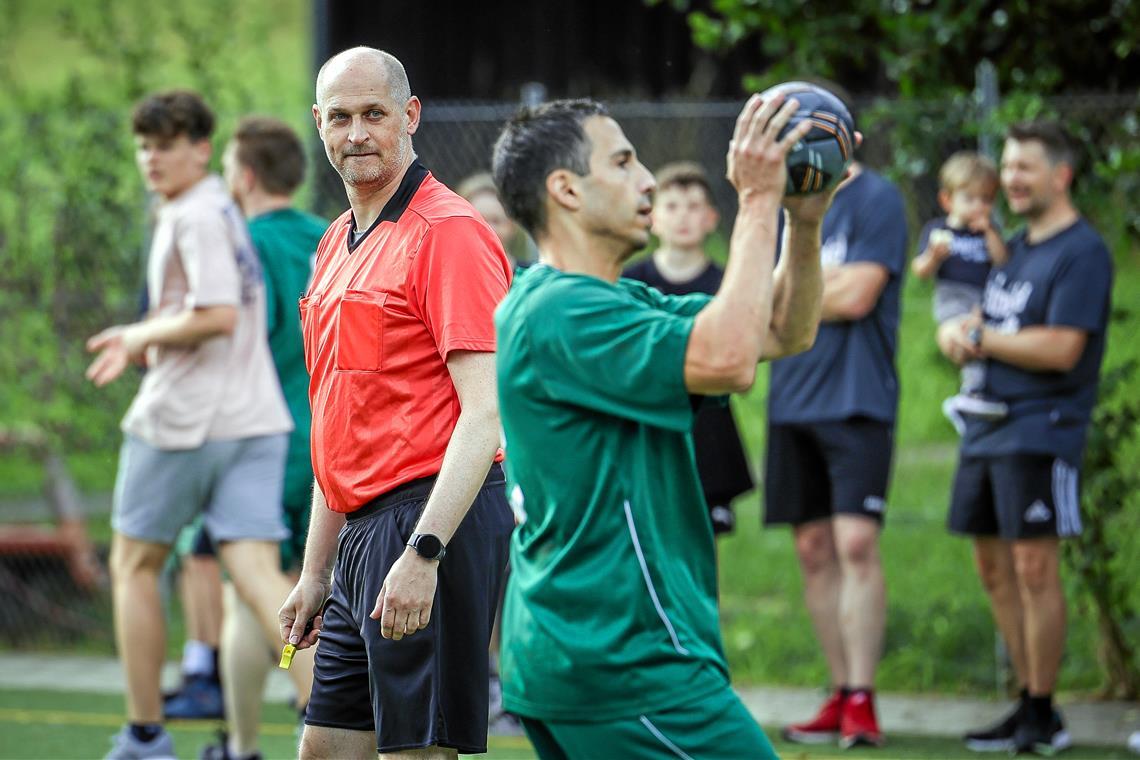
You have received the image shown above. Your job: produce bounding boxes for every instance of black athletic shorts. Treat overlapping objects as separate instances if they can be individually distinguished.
[763,417,894,526]
[948,454,1082,540]
[304,464,514,754]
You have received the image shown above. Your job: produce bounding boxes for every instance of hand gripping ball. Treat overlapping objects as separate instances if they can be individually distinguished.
[759,81,856,196]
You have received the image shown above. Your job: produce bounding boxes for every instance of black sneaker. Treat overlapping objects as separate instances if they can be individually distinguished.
[198,730,263,760]
[964,701,1023,752]
[1011,712,1072,756]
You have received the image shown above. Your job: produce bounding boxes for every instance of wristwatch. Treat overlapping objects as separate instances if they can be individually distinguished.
[407,533,447,561]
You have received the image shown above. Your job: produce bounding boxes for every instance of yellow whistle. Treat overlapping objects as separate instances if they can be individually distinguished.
[279,643,297,670]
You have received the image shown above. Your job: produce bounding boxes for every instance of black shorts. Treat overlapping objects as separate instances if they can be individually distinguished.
[948,454,1082,540]
[763,417,894,526]
[304,465,514,754]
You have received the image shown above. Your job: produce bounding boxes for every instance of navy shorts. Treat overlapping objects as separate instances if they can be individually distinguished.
[763,417,894,526]
[304,464,514,754]
[948,454,1082,540]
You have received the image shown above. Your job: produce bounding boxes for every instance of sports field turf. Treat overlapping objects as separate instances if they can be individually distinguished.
[0,688,1132,759]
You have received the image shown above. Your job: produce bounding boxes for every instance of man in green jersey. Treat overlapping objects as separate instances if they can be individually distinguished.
[490,97,845,758]
[199,116,328,760]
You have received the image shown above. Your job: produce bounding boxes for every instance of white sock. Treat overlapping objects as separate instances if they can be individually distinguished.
[182,639,216,677]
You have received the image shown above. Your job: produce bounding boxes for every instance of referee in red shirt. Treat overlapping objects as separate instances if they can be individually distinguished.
[279,47,515,759]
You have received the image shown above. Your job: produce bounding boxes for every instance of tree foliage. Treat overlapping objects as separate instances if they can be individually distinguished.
[0,0,310,453]
[653,0,1140,97]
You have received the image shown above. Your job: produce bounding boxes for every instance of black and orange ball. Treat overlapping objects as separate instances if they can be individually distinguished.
[760,81,856,196]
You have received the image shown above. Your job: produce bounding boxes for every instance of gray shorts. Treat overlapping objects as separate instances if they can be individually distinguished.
[934,280,984,324]
[112,433,290,545]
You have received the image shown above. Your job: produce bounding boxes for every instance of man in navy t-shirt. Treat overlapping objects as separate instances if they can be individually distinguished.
[765,160,907,749]
[939,121,1112,756]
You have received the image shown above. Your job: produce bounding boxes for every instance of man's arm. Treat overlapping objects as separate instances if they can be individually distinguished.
[683,94,816,395]
[85,305,238,387]
[370,350,500,641]
[819,263,889,322]
[938,315,1087,372]
[279,482,343,647]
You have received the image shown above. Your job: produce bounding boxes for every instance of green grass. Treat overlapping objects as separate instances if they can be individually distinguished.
[1,688,1133,760]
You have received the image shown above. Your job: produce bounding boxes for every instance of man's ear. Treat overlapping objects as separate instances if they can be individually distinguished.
[1053,162,1074,193]
[243,165,259,196]
[546,169,581,213]
[405,96,422,136]
[312,103,322,132]
[193,139,213,170]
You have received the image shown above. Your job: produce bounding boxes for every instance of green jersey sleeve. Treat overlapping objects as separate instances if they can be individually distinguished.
[528,278,696,432]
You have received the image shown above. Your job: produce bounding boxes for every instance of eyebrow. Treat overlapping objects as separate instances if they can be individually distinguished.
[326,102,387,114]
[611,148,634,162]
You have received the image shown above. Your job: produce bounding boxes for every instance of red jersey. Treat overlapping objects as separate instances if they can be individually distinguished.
[302,163,511,512]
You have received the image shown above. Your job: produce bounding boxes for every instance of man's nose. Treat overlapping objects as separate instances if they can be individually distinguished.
[348,117,369,144]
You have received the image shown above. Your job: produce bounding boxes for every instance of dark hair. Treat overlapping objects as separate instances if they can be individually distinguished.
[655,161,716,208]
[131,90,215,141]
[232,116,307,195]
[491,99,609,239]
[1006,120,1076,171]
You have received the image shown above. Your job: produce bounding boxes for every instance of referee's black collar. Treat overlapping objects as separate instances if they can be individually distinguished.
[346,159,429,252]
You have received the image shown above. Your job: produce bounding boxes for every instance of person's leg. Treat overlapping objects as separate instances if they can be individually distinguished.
[299,725,375,760]
[832,515,885,690]
[1010,538,1065,696]
[793,519,847,686]
[108,435,205,751]
[110,533,172,723]
[380,747,458,760]
[817,418,893,748]
[220,582,273,757]
[218,539,316,703]
[766,423,844,743]
[973,537,1028,687]
[180,553,223,657]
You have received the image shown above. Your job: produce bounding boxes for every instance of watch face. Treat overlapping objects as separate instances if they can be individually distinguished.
[413,534,444,559]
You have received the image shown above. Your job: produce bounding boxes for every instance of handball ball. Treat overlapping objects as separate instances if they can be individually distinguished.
[759,81,855,196]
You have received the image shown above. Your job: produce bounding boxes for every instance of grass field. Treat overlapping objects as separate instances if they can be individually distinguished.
[0,688,1132,760]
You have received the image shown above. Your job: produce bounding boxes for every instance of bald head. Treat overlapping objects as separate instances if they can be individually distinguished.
[315,47,411,109]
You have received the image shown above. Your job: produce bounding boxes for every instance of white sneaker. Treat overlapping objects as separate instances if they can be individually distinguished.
[105,726,176,760]
[1128,730,1140,755]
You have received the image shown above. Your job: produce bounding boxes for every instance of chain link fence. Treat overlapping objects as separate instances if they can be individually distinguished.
[313,93,1140,250]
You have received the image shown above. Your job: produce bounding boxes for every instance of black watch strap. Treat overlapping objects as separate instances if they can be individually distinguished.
[408,533,447,561]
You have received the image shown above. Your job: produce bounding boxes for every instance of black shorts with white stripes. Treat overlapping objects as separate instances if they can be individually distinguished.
[948,453,1082,540]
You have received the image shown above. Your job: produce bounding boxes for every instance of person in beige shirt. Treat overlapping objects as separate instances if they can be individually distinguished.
[86,89,311,760]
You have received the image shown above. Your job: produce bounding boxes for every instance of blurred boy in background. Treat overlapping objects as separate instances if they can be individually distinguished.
[87,90,297,760]
[624,161,753,535]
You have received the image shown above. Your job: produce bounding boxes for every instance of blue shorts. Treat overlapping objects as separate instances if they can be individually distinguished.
[304,464,514,754]
[763,417,895,526]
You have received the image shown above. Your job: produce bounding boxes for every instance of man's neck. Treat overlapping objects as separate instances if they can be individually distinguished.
[537,222,628,283]
[242,192,292,220]
[653,246,709,283]
[347,156,415,231]
[1026,198,1079,244]
[163,170,209,202]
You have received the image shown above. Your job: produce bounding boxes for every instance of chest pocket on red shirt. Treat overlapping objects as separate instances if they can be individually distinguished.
[335,290,386,372]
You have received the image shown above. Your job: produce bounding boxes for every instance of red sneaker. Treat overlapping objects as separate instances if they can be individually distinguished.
[840,690,884,748]
[782,689,846,744]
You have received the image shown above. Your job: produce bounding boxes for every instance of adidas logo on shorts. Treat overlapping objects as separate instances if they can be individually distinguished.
[863,496,886,514]
[1024,499,1052,523]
